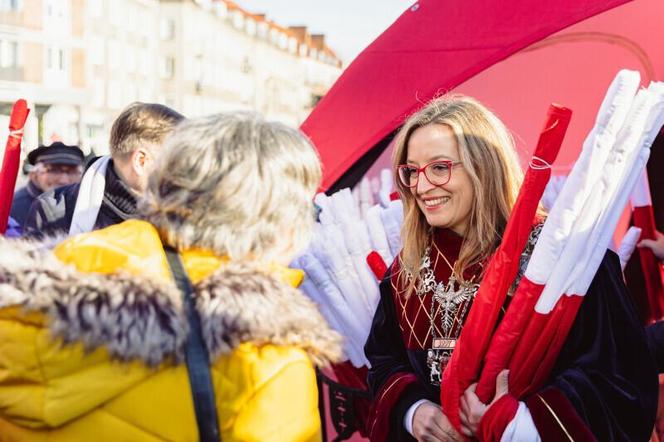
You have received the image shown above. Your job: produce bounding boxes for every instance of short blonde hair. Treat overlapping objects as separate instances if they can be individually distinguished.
[109,102,184,158]
[393,95,523,289]
[140,112,322,262]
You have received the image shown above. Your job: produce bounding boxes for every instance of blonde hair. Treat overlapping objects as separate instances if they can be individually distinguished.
[140,112,322,263]
[393,95,523,292]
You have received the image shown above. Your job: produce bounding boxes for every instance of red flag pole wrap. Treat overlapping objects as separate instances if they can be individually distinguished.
[631,170,664,321]
[0,99,30,234]
[440,104,571,430]
[510,295,583,397]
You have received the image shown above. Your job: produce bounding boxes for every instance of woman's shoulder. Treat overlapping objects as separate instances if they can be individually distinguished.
[199,263,344,367]
[218,342,314,379]
[54,219,171,280]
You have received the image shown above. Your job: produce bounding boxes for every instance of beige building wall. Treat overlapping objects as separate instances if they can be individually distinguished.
[22,42,43,83]
[160,0,342,127]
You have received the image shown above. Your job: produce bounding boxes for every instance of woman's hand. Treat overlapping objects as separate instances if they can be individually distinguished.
[412,402,464,441]
[638,230,664,261]
[459,369,510,437]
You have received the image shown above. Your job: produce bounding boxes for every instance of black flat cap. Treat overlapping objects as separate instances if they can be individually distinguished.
[27,142,85,166]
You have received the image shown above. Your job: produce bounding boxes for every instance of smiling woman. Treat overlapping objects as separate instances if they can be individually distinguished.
[393,96,523,285]
[364,94,657,442]
[364,95,527,441]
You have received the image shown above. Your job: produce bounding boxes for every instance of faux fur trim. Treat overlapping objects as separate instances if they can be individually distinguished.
[0,237,342,367]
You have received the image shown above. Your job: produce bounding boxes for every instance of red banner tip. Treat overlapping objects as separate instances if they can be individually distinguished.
[367,251,388,280]
[9,99,30,131]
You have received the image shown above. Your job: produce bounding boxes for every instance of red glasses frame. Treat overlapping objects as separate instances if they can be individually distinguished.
[396,160,462,188]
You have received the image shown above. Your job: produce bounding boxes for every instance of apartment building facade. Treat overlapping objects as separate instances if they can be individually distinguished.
[0,0,342,159]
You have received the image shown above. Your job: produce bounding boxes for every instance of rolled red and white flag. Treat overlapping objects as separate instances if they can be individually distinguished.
[617,226,642,270]
[469,70,641,408]
[501,78,664,405]
[630,168,664,321]
[0,99,29,234]
[441,103,572,429]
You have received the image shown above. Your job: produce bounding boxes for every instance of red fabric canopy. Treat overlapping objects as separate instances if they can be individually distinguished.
[301,0,632,190]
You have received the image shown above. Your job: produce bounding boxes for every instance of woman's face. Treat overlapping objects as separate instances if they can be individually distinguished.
[406,124,474,236]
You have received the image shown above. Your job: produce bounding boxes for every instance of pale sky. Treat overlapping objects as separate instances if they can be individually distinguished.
[236,0,414,64]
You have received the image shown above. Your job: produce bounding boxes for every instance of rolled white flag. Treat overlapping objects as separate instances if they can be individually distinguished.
[526,69,641,286]
[618,226,643,270]
[294,188,406,366]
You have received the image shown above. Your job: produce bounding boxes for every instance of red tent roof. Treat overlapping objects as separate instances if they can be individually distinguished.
[301,0,633,190]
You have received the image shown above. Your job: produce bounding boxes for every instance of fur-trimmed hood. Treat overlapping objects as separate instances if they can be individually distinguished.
[0,236,342,367]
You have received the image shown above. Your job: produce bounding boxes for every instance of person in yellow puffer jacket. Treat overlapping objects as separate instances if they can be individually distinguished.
[0,112,342,441]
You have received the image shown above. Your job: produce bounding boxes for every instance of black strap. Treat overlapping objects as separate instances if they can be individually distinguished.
[163,245,221,442]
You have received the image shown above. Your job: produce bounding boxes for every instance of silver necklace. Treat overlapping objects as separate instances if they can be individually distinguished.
[416,247,479,386]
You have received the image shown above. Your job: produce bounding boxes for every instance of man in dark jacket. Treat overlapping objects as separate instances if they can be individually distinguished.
[24,103,184,237]
[10,142,84,227]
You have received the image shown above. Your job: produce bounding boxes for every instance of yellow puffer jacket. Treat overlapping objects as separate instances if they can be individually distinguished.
[0,220,342,441]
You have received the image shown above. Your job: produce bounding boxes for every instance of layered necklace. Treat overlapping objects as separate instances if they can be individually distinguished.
[415,243,479,386]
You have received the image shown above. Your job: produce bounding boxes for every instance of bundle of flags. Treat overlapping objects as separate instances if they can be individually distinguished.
[292,187,403,367]
[630,169,664,322]
[441,100,574,429]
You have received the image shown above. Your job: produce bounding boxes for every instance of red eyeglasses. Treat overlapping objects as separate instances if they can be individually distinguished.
[396,160,462,188]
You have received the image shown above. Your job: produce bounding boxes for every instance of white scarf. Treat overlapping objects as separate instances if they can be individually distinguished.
[68,155,111,236]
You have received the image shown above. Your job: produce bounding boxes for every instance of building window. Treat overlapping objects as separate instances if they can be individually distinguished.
[240,56,251,74]
[160,56,175,79]
[90,36,104,66]
[108,0,123,27]
[160,18,175,40]
[92,78,105,107]
[58,48,64,69]
[232,11,244,30]
[89,0,102,18]
[278,33,288,50]
[108,80,122,109]
[44,0,66,19]
[245,18,256,36]
[0,40,19,68]
[257,22,268,39]
[214,2,227,17]
[0,0,20,12]
[288,37,298,54]
[139,49,150,75]
[108,41,120,70]
[45,46,65,71]
[125,45,136,73]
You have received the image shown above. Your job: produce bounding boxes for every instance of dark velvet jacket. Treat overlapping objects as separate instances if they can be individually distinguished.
[23,160,138,238]
[365,228,657,442]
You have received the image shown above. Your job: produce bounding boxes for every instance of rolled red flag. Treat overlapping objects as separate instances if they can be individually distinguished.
[0,99,30,234]
[631,170,664,321]
[366,250,388,280]
[441,104,571,430]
